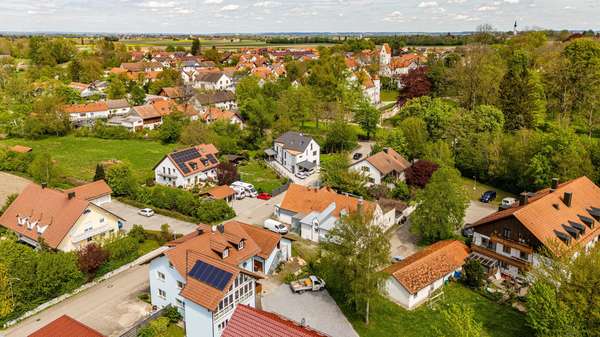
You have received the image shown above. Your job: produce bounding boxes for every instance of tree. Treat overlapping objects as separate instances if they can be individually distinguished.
[159,224,173,244]
[499,49,546,130]
[377,128,408,157]
[216,162,239,186]
[69,55,103,83]
[138,317,169,337]
[354,101,380,139]
[423,141,454,168]
[107,77,127,99]
[320,211,390,324]
[399,67,432,101]
[77,243,108,275]
[320,153,368,197]
[405,160,439,188]
[398,96,458,141]
[194,200,235,223]
[105,163,137,197]
[191,38,201,56]
[128,225,147,243]
[158,111,187,144]
[323,120,357,153]
[129,85,146,106]
[527,282,580,337]
[0,263,14,318]
[165,44,175,52]
[462,259,485,289]
[203,46,220,64]
[437,304,484,337]
[28,152,59,185]
[398,117,429,160]
[243,96,274,140]
[276,86,316,128]
[93,164,105,181]
[411,167,469,243]
[35,251,84,299]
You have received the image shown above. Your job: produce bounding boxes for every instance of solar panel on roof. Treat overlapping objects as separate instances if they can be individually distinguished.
[188,260,232,291]
[206,154,218,164]
[171,148,201,174]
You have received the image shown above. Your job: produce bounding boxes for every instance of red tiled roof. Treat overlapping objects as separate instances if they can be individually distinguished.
[63,102,108,114]
[29,315,104,337]
[208,185,235,200]
[64,180,112,201]
[364,148,411,175]
[280,184,374,217]
[222,304,329,337]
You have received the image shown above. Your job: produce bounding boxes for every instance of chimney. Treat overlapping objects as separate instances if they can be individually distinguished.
[217,224,225,233]
[67,192,76,200]
[519,192,529,206]
[196,227,204,235]
[41,182,47,189]
[300,318,306,327]
[551,178,559,191]
[563,192,573,207]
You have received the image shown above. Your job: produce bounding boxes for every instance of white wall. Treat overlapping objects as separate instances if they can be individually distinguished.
[185,300,214,337]
[57,204,120,252]
[350,160,382,185]
[155,157,217,188]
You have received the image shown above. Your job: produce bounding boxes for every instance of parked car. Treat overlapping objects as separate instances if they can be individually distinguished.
[290,275,326,294]
[480,190,497,203]
[263,219,288,234]
[257,192,272,200]
[138,208,155,217]
[295,171,308,179]
[392,255,404,263]
[501,197,518,209]
[353,153,363,160]
[232,186,246,200]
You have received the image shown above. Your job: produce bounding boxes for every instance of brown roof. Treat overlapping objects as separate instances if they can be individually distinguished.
[106,99,130,109]
[280,184,374,217]
[0,184,90,249]
[377,198,408,213]
[132,99,174,120]
[163,221,278,310]
[391,54,420,69]
[384,240,469,294]
[208,185,235,200]
[10,145,32,153]
[470,176,600,254]
[203,108,240,123]
[64,180,112,201]
[29,315,105,337]
[63,102,108,114]
[235,221,281,259]
[223,304,329,337]
[194,90,236,105]
[160,87,183,99]
[364,148,411,175]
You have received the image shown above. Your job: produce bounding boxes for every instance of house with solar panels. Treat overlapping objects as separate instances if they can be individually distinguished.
[153,144,220,188]
[148,221,292,337]
[465,176,600,279]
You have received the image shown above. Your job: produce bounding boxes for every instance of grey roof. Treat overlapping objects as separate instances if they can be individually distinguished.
[197,72,226,83]
[264,149,277,156]
[297,160,316,170]
[107,99,130,109]
[275,131,315,152]
[194,91,236,105]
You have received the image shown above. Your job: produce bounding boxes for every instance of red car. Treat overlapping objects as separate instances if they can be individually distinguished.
[257,192,272,200]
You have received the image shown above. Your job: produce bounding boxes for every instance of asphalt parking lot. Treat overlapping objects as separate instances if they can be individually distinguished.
[103,200,197,234]
[0,172,30,205]
[262,284,359,337]
[231,192,286,226]
[464,200,497,225]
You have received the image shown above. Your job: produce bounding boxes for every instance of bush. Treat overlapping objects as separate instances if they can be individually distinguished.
[163,306,183,323]
[128,225,148,243]
[77,243,109,275]
[106,163,137,197]
[405,160,439,188]
[105,236,140,263]
[0,193,18,216]
[137,317,169,337]
[463,259,486,289]
[391,180,410,200]
[195,199,236,223]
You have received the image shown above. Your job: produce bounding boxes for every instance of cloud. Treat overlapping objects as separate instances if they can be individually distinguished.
[503,0,519,3]
[447,0,466,3]
[139,1,177,8]
[418,1,438,7]
[253,1,281,8]
[220,4,240,11]
[204,0,223,3]
[477,5,497,11]
[383,11,405,22]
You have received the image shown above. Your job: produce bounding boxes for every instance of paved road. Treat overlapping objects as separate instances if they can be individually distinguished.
[349,141,374,164]
[262,285,359,337]
[464,201,497,225]
[0,172,30,205]
[103,200,197,234]
[232,192,286,226]
[2,265,151,337]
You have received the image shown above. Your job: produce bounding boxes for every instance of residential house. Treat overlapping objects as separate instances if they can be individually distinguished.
[159,86,185,100]
[390,54,421,85]
[63,102,110,126]
[193,72,233,91]
[153,144,220,188]
[64,180,113,206]
[203,108,244,128]
[148,221,292,337]
[222,304,328,337]
[68,82,104,98]
[266,131,320,175]
[130,99,173,129]
[191,91,237,112]
[29,315,105,337]
[385,240,469,309]
[275,184,395,242]
[106,99,131,117]
[349,70,380,105]
[0,183,124,252]
[466,176,600,279]
[349,148,411,185]
[106,115,144,131]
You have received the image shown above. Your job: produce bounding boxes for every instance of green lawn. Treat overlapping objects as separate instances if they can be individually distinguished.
[166,324,185,337]
[0,136,176,182]
[381,89,399,102]
[345,283,532,337]
[461,177,515,206]
[238,160,285,193]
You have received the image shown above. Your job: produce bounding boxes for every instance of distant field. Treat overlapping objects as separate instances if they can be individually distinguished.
[0,136,176,182]
[121,38,334,50]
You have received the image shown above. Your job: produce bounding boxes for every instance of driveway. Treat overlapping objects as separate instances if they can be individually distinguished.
[349,141,374,164]
[390,221,419,259]
[2,265,151,337]
[232,192,286,226]
[464,201,497,226]
[0,172,30,205]
[261,285,359,337]
[266,160,319,187]
[103,200,197,235]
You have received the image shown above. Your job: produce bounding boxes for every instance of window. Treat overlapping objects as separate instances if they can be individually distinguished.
[157,271,165,281]
[238,240,245,250]
[362,167,369,172]
[177,281,184,289]
[520,251,529,261]
[176,298,185,309]
[503,245,511,254]
[223,249,229,259]
[99,218,104,223]
[503,228,511,239]
[158,289,166,299]
[169,261,174,269]
[313,151,317,156]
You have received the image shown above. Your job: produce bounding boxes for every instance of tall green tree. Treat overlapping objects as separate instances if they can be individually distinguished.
[129,85,146,106]
[105,163,137,197]
[437,304,485,337]
[499,49,546,130]
[191,38,201,56]
[398,117,429,160]
[0,263,14,318]
[411,167,469,243]
[158,111,187,144]
[320,153,367,197]
[354,101,380,139]
[28,152,59,185]
[93,164,105,181]
[320,210,390,324]
[107,77,127,99]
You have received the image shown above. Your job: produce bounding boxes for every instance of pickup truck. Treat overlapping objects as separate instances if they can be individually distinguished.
[290,276,326,294]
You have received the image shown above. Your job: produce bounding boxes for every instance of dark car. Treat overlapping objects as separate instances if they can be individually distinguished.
[480,190,497,203]
[352,153,363,160]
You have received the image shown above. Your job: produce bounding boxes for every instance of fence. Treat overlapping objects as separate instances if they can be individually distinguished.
[271,182,290,197]
[119,305,171,337]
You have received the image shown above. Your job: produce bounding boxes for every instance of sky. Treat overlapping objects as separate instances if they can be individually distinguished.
[0,0,598,34]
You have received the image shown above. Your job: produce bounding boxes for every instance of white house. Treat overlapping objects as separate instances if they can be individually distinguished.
[350,148,411,186]
[153,144,220,188]
[64,102,110,126]
[379,43,392,77]
[191,91,237,112]
[0,183,124,252]
[349,70,381,105]
[106,99,131,117]
[106,115,144,132]
[384,240,469,310]
[149,221,292,337]
[193,72,233,91]
[203,108,244,129]
[266,131,320,175]
[275,184,395,242]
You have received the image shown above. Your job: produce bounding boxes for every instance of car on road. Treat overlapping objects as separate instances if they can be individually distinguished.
[257,192,272,200]
[391,255,404,263]
[290,275,326,294]
[264,219,288,234]
[352,153,363,160]
[500,197,518,209]
[138,208,155,217]
[480,190,497,203]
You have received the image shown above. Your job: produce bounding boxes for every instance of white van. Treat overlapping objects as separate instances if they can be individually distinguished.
[232,186,246,200]
[501,197,517,209]
[263,219,288,234]
[231,181,258,198]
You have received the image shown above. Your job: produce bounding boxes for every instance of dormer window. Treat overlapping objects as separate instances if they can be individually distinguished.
[222,248,229,259]
[238,240,245,250]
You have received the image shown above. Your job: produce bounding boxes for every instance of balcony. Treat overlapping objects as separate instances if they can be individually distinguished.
[71,224,112,243]
[490,235,533,254]
[471,244,530,270]
[213,285,253,321]
[157,171,178,179]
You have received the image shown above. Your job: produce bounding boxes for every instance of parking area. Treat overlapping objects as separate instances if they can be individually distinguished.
[0,172,30,205]
[464,201,497,226]
[103,200,197,234]
[231,192,286,226]
[261,284,359,337]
